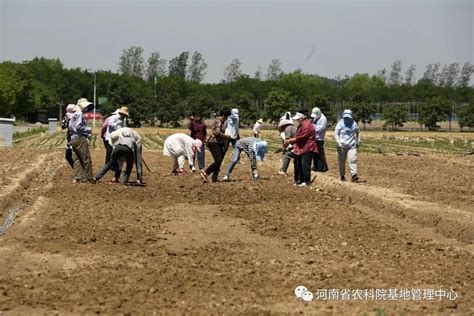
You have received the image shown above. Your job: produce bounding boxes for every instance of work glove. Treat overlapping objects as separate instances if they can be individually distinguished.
[252,170,259,180]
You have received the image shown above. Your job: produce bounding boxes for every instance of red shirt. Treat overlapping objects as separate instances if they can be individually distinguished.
[189,120,207,142]
[292,118,319,155]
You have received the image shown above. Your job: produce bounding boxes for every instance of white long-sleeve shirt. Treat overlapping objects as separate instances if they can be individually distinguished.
[253,122,262,135]
[224,117,240,139]
[109,127,141,151]
[313,113,328,141]
[104,114,125,141]
[163,133,196,163]
[334,119,360,148]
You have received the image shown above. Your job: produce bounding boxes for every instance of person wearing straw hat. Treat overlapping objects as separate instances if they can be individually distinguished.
[277,112,297,176]
[69,98,95,183]
[163,133,203,174]
[222,137,268,181]
[311,107,329,173]
[253,118,264,138]
[94,127,145,185]
[335,109,360,182]
[61,104,76,169]
[102,106,129,172]
[284,109,318,187]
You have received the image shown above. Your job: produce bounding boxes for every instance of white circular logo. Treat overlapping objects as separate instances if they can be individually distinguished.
[294,285,308,298]
[301,290,314,302]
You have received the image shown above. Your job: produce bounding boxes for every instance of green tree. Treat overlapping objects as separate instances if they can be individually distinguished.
[118,46,145,78]
[25,57,70,116]
[169,51,189,78]
[226,92,260,125]
[345,73,373,102]
[312,95,331,114]
[264,88,295,123]
[279,70,326,107]
[146,52,167,80]
[155,76,189,125]
[223,59,242,83]
[375,68,387,83]
[383,104,408,130]
[345,73,379,124]
[187,93,217,118]
[254,66,263,80]
[423,62,441,85]
[350,101,376,129]
[458,98,474,129]
[388,60,402,86]
[457,94,474,129]
[370,75,389,102]
[405,65,416,86]
[419,96,450,131]
[266,59,283,81]
[187,51,207,83]
[0,62,34,117]
[458,62,473,87]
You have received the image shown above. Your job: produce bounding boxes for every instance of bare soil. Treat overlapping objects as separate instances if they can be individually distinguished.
[0,144,472,315]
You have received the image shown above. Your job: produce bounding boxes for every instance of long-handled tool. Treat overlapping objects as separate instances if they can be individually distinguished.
[142,157,152,173]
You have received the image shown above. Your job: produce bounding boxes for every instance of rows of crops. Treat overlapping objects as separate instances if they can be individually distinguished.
[11,128,474,156]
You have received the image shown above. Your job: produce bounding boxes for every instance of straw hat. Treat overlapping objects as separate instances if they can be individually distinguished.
[75,98,93,112]
[117,106,129,117]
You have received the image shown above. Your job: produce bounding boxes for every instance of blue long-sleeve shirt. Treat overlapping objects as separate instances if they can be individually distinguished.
[69,111,91,140]
[334,119,360,148]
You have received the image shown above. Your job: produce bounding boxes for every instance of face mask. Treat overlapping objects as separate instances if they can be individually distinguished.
[343,117,353,125]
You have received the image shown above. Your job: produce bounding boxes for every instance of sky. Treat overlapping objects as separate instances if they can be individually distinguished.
[0,0,473,83]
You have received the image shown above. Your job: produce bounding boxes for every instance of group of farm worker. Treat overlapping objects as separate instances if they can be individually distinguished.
[163,106,360,185]
[62,99,361,186]
[61,98,146,186]
[163,109,269,183]
[276,107,360,186]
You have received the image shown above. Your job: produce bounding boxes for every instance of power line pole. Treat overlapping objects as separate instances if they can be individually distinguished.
[93,73,97,127]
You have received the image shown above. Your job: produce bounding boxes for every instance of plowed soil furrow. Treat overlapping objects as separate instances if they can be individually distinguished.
[0,147,472,314]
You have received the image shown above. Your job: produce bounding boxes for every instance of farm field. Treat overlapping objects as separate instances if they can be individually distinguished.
[0,128,473,314]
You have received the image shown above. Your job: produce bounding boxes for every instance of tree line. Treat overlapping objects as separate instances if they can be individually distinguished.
[0,47,473,130]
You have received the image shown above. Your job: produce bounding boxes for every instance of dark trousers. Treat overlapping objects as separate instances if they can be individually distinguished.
[95,145,134,184]
[71,137,93,181]
[134,143,144,181]
[312,141,328,172]
[65,146,74,169]
[205,143,226,181]
[294,152,313,185]
[103,138,118,171]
